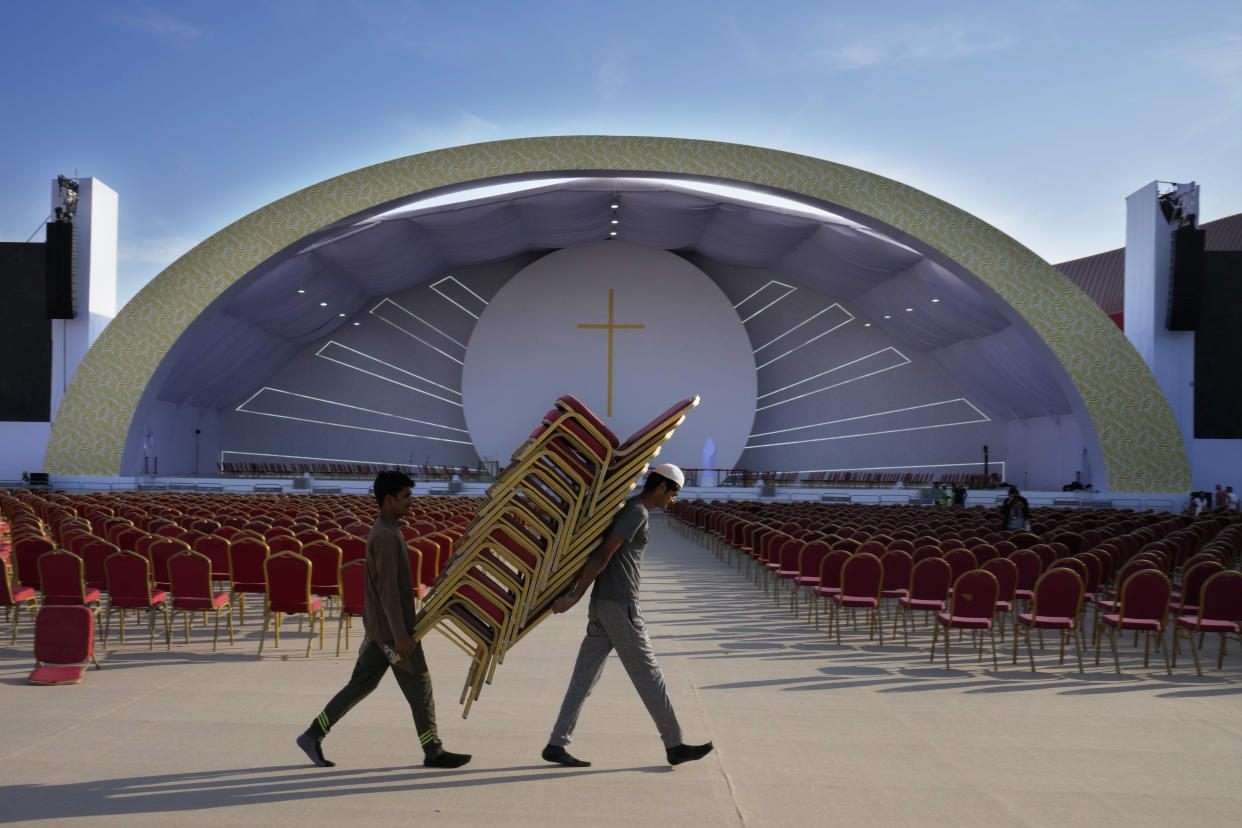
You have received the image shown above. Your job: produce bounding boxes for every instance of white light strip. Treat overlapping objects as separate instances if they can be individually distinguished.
[232,408,474,445]
[315,342,463,407]
[240,387,470,434]
[221,449,463,466]
[370,298,467,357]
[430,275,489,319]
[733,281,795,323]
[796,461,1006,475]
[755,308,854,370]
[751,398,989,438]
[745,417,990,449]
[756,348,911,411]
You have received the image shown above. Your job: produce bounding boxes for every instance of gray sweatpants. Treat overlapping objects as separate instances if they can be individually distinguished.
[548,598,683,749]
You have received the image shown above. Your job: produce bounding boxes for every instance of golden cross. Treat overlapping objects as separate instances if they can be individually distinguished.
[577,289,644,417]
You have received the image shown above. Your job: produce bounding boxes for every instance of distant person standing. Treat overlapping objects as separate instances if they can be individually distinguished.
[295,470,470,769]
[1214,484,1227,511]
[1227,486,1239,511]
[1000,486,1030,532]
[541,464,714,768]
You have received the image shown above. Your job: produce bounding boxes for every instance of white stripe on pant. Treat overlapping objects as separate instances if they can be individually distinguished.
[548,598,683,749]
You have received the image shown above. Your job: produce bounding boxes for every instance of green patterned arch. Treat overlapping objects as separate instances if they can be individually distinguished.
[45,136,1190,492]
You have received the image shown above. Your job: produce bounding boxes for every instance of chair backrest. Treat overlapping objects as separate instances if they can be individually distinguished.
[1030,567,1085,619]
[193,534,232,579]
[798,541,832,578]
[1114,558,1157,592]
[34,604,94,665]
[1195,570,1242,625]
[840,552,883,598]
[79,538,119,589]
[879,549,912,591]
[229,538,270,583]
[981,557,1018,602]
[776,537,805,571]
[908,556,952,601]
[104,550,154,605]
[302,541,343,591]
[1116,569,1172,621]
[339,558,367,616]
[947,569,999,620]
[39,550,88,605]
[267,535,304,555]
[264,551,313,613]
[1009,548,1043,590]
[1,557,27,605]
[1029,544,1057,572]
[943,547,977,582]
[410,537,441,587]
[1050,557,1088,584]
[13,536,53,589]
[817,549,851,590]
[336,535,367,564]
[912,545,941,564]
[168,550,213,602]
[1178,561,1226,608]
[970,544,999,565]
[149,538,190,585]
[1074,551,1103,594]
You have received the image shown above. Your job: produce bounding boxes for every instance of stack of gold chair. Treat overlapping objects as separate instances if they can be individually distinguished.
[413,394,699,716]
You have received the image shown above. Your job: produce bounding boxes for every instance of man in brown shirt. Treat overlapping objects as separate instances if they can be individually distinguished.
[297,471,470,768]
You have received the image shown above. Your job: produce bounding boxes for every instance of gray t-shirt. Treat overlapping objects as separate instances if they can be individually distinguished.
[591,496,649,602]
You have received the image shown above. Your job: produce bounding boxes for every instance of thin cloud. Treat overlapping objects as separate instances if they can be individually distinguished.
[402,111,505,153]
[808,16,1014,70]
[112,5,203,39]
[119,236,197,264]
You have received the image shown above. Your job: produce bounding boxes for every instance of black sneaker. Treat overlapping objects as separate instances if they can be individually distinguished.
[541,744,591,767]
[424,749,472,769]
[296,731,335,767]
[666,742,714,766]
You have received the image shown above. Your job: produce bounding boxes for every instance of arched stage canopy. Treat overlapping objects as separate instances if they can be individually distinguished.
[45,136,1189,492]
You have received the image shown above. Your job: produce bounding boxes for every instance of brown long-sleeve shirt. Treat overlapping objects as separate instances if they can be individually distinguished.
[363,517,415,643]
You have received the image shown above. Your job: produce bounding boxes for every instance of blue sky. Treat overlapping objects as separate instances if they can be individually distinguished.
[2,1,1239,309]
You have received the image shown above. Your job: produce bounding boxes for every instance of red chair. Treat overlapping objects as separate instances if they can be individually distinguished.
[981,556,1019,642]
[228,537,270,625]
[103,549,170,649]
[812,549,850,630]
[829,552,884,645]
[943,547,977,588]
[1014,567,1085,672]
[1,557,38,644]
[302,540,343,604]
[38,549,101,612]
[337,535,367,564]
[1168,560,1225,618]
[260,551,325,657]
[1095,569,1172,674]
[336,558,366,656]
[1172,570,1242,675]
[879,549,913,613]
[267,535,304,556]
[28,605,99,685]
[931,569,1000,670]
[1008,548,1042,609]
[148,537,190,591]
[792,541,832,619]
[13,536,53,590]
[770,537,806,606]
[193,534,232,589]
[893,556,952,646]
[168,550,234,651]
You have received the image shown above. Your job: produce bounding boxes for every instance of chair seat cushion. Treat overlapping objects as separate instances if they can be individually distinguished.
[176,592,231,611]
[1100,614,1161,630]
[270,596,323,614]
[796,576,820,587]
[881,588,909,599]
[995,600,1013,612]
[777,569,799,578]
[1017,613,1075,629]
[29,665,86,685]
[11,586,36,602]
[937,613,992,629]
[900,598,945,611]
[813,586,841,597]
[233,581,266,593]
[1175,615,1239,633]
[834,595,879,608]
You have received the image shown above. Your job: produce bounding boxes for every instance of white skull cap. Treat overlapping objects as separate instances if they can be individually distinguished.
[651,463,685,487]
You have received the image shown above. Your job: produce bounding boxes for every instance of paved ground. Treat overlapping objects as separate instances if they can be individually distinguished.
[2,518,1240,827]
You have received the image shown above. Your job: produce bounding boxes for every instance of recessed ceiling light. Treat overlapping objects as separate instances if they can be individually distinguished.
[611,219,619,225]
[319,302,328,307]
[610,203,619,209]
[863,322,871,327]
[931,298,941,303]
[338,313,346,317]
[609,231,617,236]
[905,307,914,312]
[352,321,360,326]
[883,314,891,319]
[297,289,306,294]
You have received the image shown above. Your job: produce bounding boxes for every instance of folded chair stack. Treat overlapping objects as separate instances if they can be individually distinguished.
[412,394,699,716]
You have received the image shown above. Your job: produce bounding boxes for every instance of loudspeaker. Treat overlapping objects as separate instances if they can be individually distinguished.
[45,219,77,319]
[1166,225,1205,331]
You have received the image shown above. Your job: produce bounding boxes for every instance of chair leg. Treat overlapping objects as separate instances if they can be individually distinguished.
[212,609,221,652]
[1072,624,1084,673]
[930,622,939,662]
[258,608,270,654]
[225,605,234,645]
[988,626,998,671]
[1108,626,1120,673]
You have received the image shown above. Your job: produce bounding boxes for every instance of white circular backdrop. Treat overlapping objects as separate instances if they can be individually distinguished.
[462,241,757,472]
